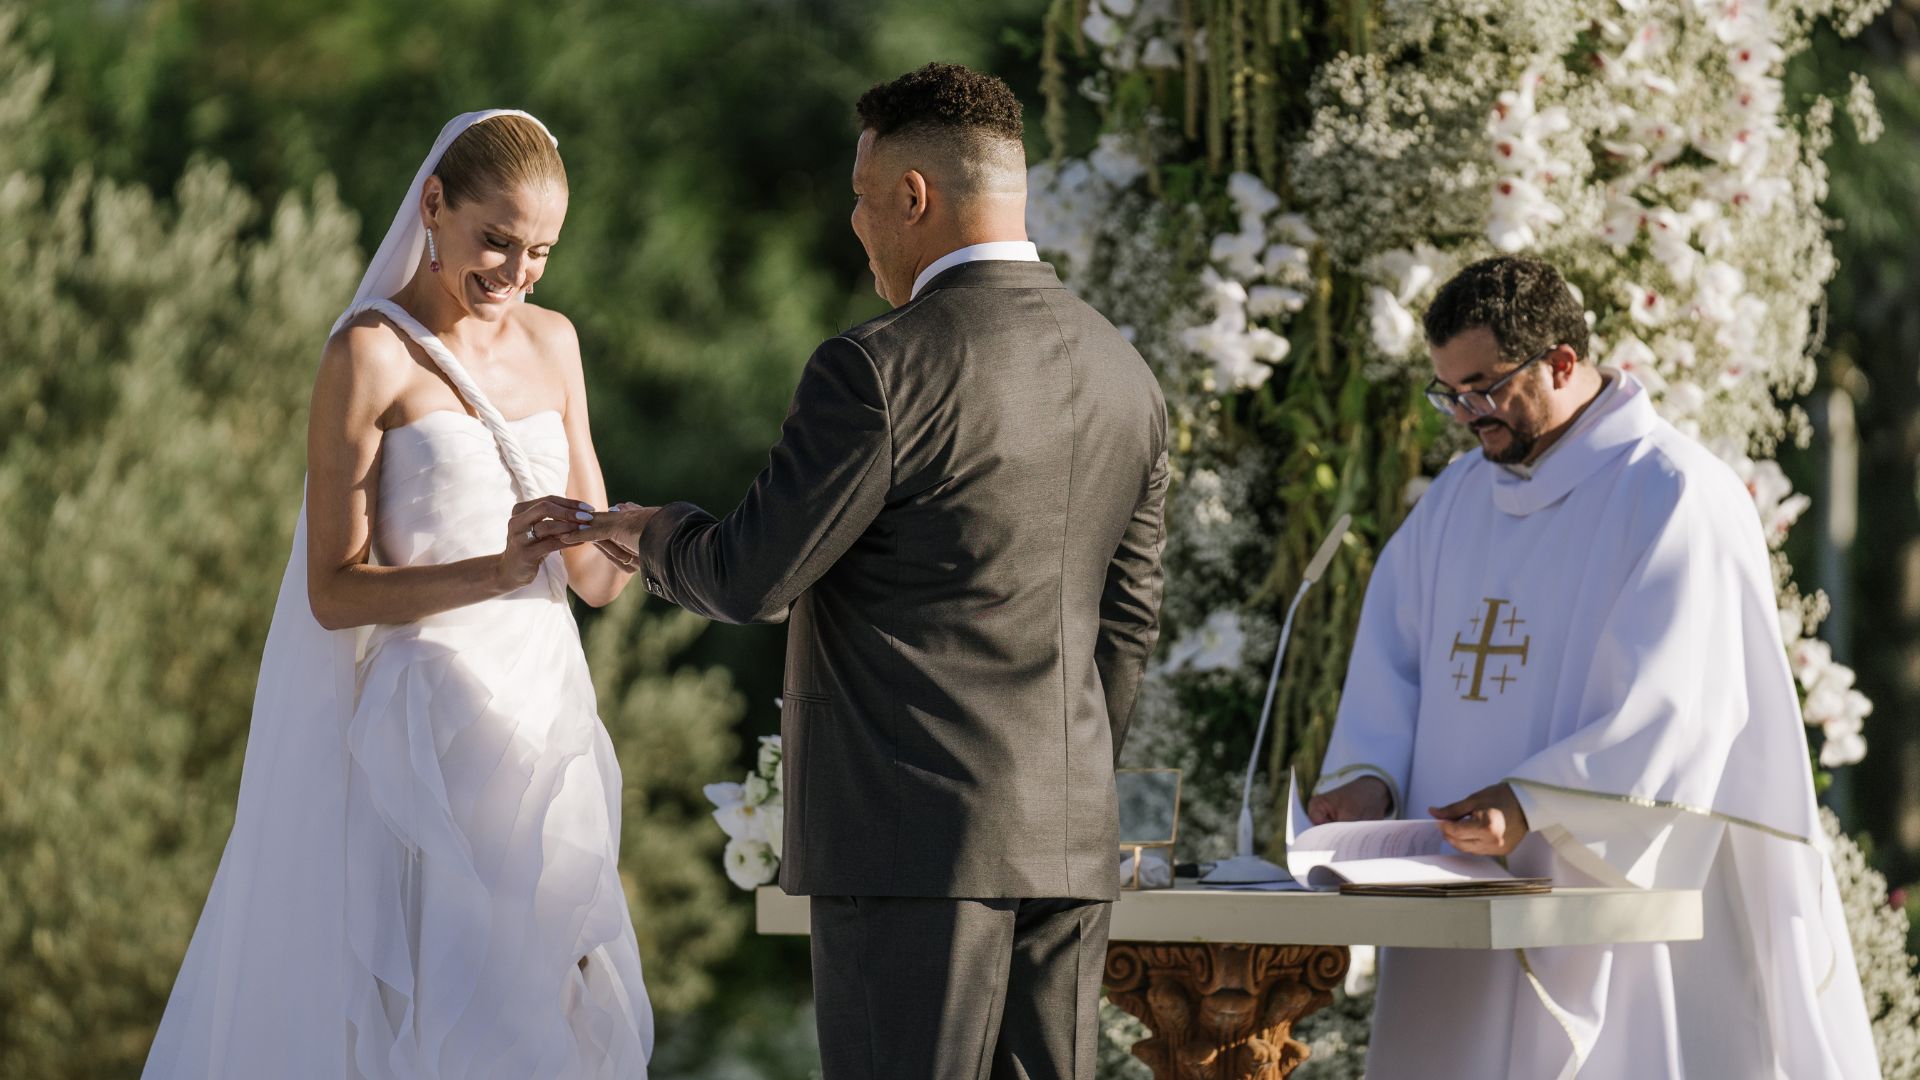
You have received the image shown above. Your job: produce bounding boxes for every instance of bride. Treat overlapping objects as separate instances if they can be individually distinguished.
[144,110,653,1078]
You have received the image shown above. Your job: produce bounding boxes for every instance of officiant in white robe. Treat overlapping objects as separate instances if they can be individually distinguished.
[1309,255,1878,1079]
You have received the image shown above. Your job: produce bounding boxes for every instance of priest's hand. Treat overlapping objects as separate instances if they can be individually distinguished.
[1307,777,1393,825]
[1429,783,1530,857]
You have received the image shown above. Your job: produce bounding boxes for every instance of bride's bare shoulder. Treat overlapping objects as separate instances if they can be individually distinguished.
[514,302,580,349]
[315,311,413,412]
[512,302,584,375]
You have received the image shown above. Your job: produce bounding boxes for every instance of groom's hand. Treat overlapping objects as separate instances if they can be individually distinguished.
[583,503,645,573]
[571,502,662,555]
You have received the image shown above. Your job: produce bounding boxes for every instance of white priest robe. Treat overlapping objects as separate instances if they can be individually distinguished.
[1317,370,1878,1079]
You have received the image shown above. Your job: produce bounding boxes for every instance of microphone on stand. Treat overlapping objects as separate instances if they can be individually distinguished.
[1200,513,1351,885]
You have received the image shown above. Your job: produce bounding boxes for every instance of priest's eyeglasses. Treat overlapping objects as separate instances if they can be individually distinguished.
[1423,345,1556,418]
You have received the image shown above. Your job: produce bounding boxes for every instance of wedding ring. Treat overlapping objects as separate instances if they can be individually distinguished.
[525,528,537,542]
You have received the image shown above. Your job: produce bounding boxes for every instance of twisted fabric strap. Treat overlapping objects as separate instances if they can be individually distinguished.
[349,298,567,601]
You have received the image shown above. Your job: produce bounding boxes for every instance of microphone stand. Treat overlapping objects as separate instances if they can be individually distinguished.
[1200,513,1350,885]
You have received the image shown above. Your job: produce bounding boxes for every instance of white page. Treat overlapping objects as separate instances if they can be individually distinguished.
[1304,854,1516,889]
[1284,772,1509,889]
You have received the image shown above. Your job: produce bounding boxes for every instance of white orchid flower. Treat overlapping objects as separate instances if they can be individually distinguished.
[1621,282,1670,327]
[1089,133,1148,188]
[1082,10,1126,48]
[1370,244,1446,305]
[1160,610,1247,674]
[1791,638,1834,688]
[1600,198,1646,249]
[1272,213,1320,245]
[1226,171,1281,220]
[1141,38,1182,69]
[1604,334,1663,391]
[1211,227,1266,280]
[1368,287,1419,357]
[1820,730,1867,768]
[1728,39,1784,81]
[713,799,768,843]
[1247,285,1308,318]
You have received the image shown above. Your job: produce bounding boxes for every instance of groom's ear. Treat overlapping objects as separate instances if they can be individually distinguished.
[901,169,930,226]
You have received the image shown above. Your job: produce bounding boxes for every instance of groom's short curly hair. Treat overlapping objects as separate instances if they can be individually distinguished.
[856,63,1026,195]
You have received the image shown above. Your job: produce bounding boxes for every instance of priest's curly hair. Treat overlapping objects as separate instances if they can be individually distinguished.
[1423,256,1590,364]
[855,63,1026,195]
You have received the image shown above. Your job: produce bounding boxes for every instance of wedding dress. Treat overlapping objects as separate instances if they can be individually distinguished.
[144,112,652,1079]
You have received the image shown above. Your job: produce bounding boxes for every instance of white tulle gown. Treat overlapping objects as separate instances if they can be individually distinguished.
[145,300,653,1078]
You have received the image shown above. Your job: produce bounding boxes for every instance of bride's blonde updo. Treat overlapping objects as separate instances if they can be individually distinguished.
[433,114,566,208]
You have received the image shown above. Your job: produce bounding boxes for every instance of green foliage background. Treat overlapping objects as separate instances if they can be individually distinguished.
[0,0,1051,1075]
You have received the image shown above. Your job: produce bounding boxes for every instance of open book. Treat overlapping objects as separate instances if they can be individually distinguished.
[1279,775,1549,896]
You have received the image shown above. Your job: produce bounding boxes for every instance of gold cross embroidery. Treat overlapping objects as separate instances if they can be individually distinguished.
[1450,598,1530,702]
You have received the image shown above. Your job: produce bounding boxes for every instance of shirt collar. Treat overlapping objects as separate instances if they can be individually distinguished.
[909,240,1041,301]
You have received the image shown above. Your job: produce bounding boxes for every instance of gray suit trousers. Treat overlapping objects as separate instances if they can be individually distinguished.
[810,895,1113,1080]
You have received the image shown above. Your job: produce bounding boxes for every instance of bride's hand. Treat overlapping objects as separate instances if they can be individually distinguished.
[497,496,595,590]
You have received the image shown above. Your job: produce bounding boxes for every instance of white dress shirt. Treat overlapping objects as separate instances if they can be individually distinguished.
[909,240,1041,301]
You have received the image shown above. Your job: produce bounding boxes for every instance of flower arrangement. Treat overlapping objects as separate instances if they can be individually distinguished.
[1025,0,1913,1073]
[706,734,783,891]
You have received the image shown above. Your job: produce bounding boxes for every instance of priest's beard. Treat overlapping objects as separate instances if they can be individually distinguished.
[1470,415,1540,465]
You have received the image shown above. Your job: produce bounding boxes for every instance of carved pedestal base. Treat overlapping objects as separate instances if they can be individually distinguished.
[1104,943,1349,1080]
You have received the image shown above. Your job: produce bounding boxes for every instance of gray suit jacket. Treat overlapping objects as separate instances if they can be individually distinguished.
[636,259,1168,900]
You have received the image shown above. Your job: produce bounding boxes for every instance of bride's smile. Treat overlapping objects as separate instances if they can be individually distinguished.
[472,271,519,299]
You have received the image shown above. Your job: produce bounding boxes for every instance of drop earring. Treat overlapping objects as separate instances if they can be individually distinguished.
[426,228,441,273]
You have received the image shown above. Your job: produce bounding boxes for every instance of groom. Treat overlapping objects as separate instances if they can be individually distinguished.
[577,63,1168,1079]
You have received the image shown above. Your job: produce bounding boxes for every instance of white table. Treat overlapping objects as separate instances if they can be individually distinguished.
[757,882,1703,1078]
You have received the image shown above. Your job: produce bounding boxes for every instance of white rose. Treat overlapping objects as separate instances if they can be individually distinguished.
[743,772,774,807]
[759,803,785,859]
[724,838,778,891]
